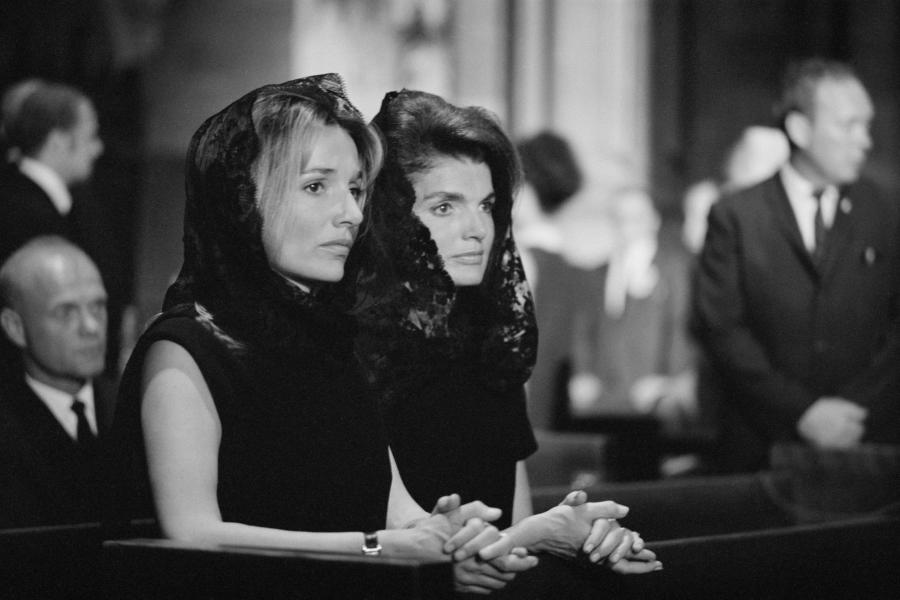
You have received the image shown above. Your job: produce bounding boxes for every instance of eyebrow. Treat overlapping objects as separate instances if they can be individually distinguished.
[421,191,495,203]
[300,167,363,180]
[300,167,336,176]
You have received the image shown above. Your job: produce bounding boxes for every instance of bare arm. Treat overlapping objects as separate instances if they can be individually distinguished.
[384,447,534,593]
[511,461,533,524]
[141,340,369,553]
[143,340,507,562]
[385,449,430,529]
[483,490,661,573]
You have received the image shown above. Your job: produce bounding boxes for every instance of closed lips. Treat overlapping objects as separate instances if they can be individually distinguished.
[322,239,353,249]
[452,251,483,263]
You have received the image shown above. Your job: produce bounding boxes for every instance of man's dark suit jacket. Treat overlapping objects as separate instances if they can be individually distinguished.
[0,374,117,528]
[0,162,75,264]
[692,174,900,472]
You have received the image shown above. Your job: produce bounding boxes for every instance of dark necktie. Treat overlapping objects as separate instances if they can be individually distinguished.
[71,398,97,452]
[813,189,828,263]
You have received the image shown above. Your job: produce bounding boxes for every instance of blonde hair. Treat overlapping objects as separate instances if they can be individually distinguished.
[251,91,382,232]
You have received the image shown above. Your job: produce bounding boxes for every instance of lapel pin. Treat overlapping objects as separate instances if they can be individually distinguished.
[840,198,852,214]
[864,246,877,265]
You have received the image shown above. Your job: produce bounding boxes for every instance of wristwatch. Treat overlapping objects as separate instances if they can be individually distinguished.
[362,531,382,556]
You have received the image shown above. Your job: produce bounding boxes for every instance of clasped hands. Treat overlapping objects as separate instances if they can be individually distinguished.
[481,490,662,574]
[415,494,535,594]
[419,491,661,594]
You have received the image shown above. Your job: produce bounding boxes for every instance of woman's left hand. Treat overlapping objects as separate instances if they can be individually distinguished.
[478,499,629,560]
[606,546,663,574]
[560,490,658,570]
[454,547,538,595]
[580,519,663,574]
[430,494,504,561]
[582,519,640,563]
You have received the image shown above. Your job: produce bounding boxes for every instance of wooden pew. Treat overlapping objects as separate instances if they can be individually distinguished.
[0,519,157,600]
[559,414,663,481]
[531,472,899,598]
[627,516,900,599]
[531,473,794,540]
[102,538,454,599]
[528,417,665,487]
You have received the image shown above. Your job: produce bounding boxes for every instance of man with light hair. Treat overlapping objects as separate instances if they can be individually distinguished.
[693,58,900,473]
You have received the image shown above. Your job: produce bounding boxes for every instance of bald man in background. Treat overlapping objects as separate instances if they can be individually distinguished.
[0,236,115,527]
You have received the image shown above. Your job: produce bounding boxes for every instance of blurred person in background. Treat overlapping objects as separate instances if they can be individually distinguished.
[0,80,107,378]
[0,80,103,262]
[683,126,791,472]
[681,125,790,255]
[568,187,699,459]
[692,58,900,479]
[516,131,599,430]
[1,78,45,164]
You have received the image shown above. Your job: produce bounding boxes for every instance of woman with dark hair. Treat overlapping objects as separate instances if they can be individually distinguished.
[108,75,529,593]
[348,90,661,584]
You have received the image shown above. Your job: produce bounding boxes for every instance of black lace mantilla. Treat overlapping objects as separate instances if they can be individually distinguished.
[347,89,538,399]
[161,74,361,355]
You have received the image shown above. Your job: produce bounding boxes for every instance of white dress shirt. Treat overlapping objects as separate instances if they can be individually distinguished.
[779,162,838,253]
[18,156,73,216]
[25,374,97,440]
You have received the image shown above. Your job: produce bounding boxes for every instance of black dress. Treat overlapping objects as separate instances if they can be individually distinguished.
[349,90,539,530]
[106,75,392,533]
[112,307,390,533]
[351,89,632,600]
[382,339,537,529]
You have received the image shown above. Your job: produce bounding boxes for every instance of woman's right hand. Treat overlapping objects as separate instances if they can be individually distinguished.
[382,494,535,593]
[434,495,537,594]
[478,499,630,559]
[558,491,663,573]
[382,494,503,561]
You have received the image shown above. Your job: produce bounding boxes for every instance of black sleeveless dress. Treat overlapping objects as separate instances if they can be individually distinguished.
[379,342,537,529]
[110,306,390,533]
[107,75,393,534]
[349,90,540,531]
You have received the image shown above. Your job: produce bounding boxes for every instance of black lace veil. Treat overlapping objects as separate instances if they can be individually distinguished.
[161,73,372,352]
[348,89,537,394]
[106,75,380,526]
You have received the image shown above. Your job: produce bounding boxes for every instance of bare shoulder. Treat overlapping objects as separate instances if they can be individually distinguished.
[143,340,203,384]
[142,340,218,421]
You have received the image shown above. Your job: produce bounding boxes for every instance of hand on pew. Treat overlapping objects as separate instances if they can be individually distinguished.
[475,494,625,558]
[396,494,498,560]
[474,491,663,574]
[561,490,661,574]
[454,546,537,595]
[431,493,502,558]
[432,494,539,594]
